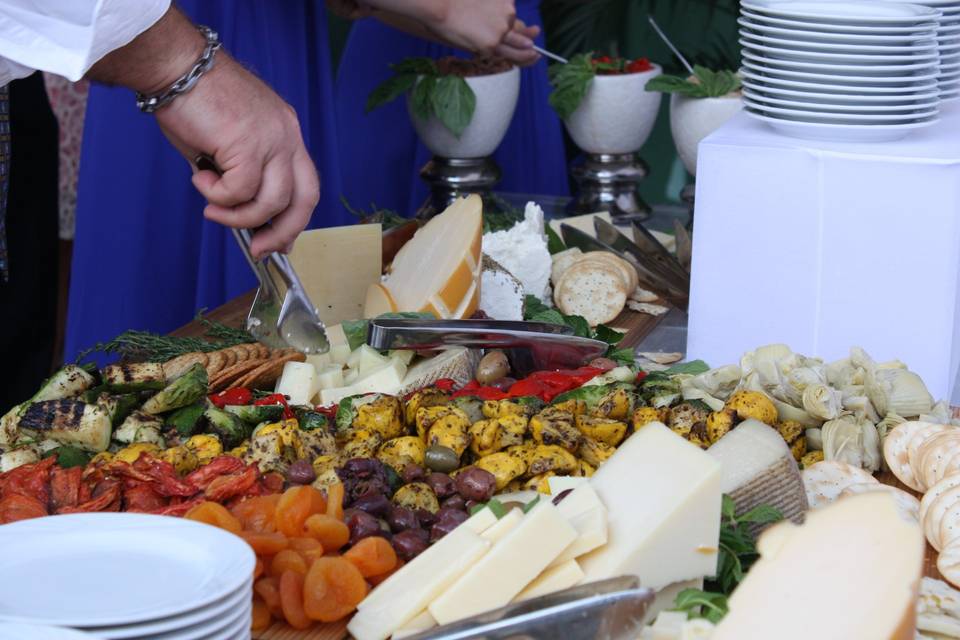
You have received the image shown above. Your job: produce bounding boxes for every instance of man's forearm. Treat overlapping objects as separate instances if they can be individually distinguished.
[87,5,205,95]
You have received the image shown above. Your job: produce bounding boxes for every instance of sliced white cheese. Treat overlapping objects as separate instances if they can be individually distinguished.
[353,359,407,393]
[579,423,722,592]
[515,559,584,602]
[462,506,499,534]
[357,345,391,376]
[329,343,352,366]
[429,502,577,625]
[712,493,924,640]
[315,364,344,391]
[349,526,491,640]
[274,361,317,406]
[548,476,590,496]
[319,385,358,407]
[344,369,360,385]
[480,508,523,544]
[555,484,605,520]
[391,610,437,639]
[305,352,331,370]
[346,347,363,371]
[389,350,416,366]
[550,505,607,567]
[326,323,348,348]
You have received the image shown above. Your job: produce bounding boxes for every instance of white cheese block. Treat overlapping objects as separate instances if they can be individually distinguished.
[548,476,590,496]
[714,492,924,640]
[515,559,584,602]
[274,361,317,406]
[354,359,407,391]
[397,347,479,397]
[481,508,523,543]
[429,502,578,625]
[357,345,391,376]
[349,526,492,640]
[552,483,603,519]
[707,419,808,526]
[391,610,436,639]
[326,323,348,348]
[329,343,352,366]
[579,422,722,592]
[315,364,344,391]
[482,202,552,301]
[344,369,360,385]
[548,211,613,239]
[305,352,331,370]
[480,255,525,321]
[389,350,416,366]
[462,505,499,534]
[550,505,607,567]
[346,348,363,370]
[319,385,359,407]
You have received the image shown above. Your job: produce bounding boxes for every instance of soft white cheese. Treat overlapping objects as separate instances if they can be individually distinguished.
[480,255,525,321]
[482,202,552,302]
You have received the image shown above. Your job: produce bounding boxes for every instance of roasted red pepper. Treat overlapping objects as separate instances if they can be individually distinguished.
[451,367,604,403]
[209,387,253,408]
[433,378,457,392]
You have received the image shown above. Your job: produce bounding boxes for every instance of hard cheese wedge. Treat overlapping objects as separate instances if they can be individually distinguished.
[707,419,808,525]
[428,502,577,625]
[274,362,317,406]
[392,610,437,639]
[578,422,721,592]
[550,484,608,567]
[515,559,584,602]
[382,194,482,319]
[364,282,398,318]
[712,492,924,640]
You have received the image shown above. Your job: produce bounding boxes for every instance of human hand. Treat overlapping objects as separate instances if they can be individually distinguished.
[154,54,320,258]
[494,19,540,67]
[424,0,517,53]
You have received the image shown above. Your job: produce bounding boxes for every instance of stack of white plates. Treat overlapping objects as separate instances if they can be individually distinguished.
[0,514,254,640]
[908,0,960,98]
[740,0,943,140]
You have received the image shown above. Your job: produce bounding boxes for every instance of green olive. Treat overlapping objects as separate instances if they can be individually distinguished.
[424,444,461,473]
[476,350,510,385]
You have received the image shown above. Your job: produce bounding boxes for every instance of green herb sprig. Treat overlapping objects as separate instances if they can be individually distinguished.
[340,196,409,231]
[547,53,597,120]
[522,295,634,366]
[367,57,477,137]
[645,65,741,98]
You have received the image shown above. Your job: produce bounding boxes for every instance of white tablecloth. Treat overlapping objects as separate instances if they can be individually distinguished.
[689,103,960,400]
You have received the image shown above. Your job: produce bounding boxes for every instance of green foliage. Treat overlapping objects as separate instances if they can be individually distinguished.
[545,225,566,255]
[664,360,711,375]
[672,588,729,623]
[339,196,408,230]
[547,52,597,120]
[522,295,632,364]
[646,65,741,98]
[342,312,435,352]
[366,57,477,137]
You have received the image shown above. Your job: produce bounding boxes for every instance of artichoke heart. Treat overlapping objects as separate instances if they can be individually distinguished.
[821,415,881,471]
[801,384,842,421]
[865,367,933,419]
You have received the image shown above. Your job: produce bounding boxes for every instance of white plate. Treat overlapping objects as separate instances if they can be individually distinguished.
[0,624,100,640]
[739,30,939,52]
[742,49,939,73]
[745,109,939,141]
[744,90,940,111]
[742,1,941,23]
[739,40,938,63]
[84,579,251,638]
[743,97,939,120]
[203,606,251,640]
[135,602,250,640]
[742,59,940,83]
[742,79,942,103]
[738,16,938,41]
[740,66,941,91]
[0,514,254,628]
[742,9,941,33]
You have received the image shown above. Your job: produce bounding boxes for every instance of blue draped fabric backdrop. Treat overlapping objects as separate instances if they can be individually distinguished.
[65,1,346,362]
[334,0,569,217]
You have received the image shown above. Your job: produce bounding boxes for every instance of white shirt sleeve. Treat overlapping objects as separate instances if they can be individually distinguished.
[0,0,171,86]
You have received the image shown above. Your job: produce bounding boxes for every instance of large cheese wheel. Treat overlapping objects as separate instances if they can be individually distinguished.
[382,195,482,319]
[712,492,924,640]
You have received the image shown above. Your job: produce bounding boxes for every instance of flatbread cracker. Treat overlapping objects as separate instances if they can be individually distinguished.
[581,251,638,293]
[255,343,271,360]
[627,301,669,316]
[209,359,264,393]
[162,353,208,381]
[555,262,627,327]
[801,460,877,509]
[220,347,236,368]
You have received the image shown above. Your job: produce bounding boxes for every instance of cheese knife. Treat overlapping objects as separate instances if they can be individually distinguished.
[560,224,689,310]
[594,218,689,291]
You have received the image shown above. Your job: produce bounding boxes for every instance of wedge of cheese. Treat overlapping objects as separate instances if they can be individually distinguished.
[429,502,577,625]
[578,422,721,592]
[382,195,482,319]
[364,282,398,318]
[712,492,924,640]
[707,419,807,526]
[392,610,437,639]
[274,362,317,406]
[515,559,584,602]
[550,484,608,567]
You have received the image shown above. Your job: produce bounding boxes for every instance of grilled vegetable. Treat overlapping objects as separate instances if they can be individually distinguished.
[19,400,111,452]
[482,399,535,420]
[631,406,662,431]
[404,388,450,426]
[0,403,24,446]
[578,437,616,467]
[32,365,96,402]
[591,386,633,420]
[575,415,627,447]
[295,409,328,431]
[392,482,440,513]
[99,393,140,427]
[141,364,207,415]
[574,459,596,477]
[451,396,484,424]
[522,472,555,493]
[296,428,338,461]
[184,434,223,465]
[1,447,39,472]
[529,407,582,452]
[204,405,250,449]
[550,398,586,418]
[115,442,161,464]
[706,409,736,443]
[159,445,200,474]
[342,429,384,460]
[425,409,471,458]
[469,420,505,458]
[42,445,91,468]
[335,394,380,433]
[165,402,207,438]
[474,451,526,491]
[378,436,426,471]
[552,383,633,413]
[724,390,777,425]
[354,395,404,440]
[667,401,711,438]
[113,411,165,447]
[527,444,578,476]
[102,362,166,393]
[225,404,284,425]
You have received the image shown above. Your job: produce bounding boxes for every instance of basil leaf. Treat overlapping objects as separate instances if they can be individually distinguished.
[530,309,569,327]
[737,504,784,525]
[366,73,417,113]
[411,75,436,121]
[546,225,566,255]
[593,324,625,346]
[565,314,591,339]
[431,75,476,138]
[606,347,636,367]
[548,53,596,119]
[721,494,737,521]
[523,295,552,319]
[671,588,729,623]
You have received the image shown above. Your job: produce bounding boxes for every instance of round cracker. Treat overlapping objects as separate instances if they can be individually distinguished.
[908,423,954,482]
[919,432,960,491]
[801,460,878,509]
[220,347,237,368]
[885,421,937,491]
[162,352,208,381]
[839,483,919,522]
[581,251,639,292]
[937,541,960,589]
[209,359,264,393]
[922,476,960,526]
[926,486,960,551]
[205,350,226,378]
[554,263,627,327]
[231,344,250,363]
[256,343,272,360]
[941,502,960,550]
[551,248,583,285]
[937,450,960,486]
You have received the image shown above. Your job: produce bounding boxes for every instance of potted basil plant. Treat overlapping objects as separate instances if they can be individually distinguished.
[645,66,743,176]
[548,53,663,155]
[367,56,520,158]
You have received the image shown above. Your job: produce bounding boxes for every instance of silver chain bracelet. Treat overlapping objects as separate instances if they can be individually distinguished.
[135,26,221,113]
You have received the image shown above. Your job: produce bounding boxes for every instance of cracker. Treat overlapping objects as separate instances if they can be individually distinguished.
[941,502,960,550]
[550,248,583,285]
[918,432,960,491]
[926,486,960,551]
[255,343,271,360]
[238,352,306,389]
[922,476,960,526]
[839,483,919,522]
[629,287,659,303]
[627,301,669,316]
[555,263,627,327]
[908,423,954,484]
[938,541,960,589]
[884,421,935,491]
[220,347,236,368]
[801,460,877,509]
[162,353,208,381]
[205,350,226,378]
[581,251,638,292]
[209,359,265,393]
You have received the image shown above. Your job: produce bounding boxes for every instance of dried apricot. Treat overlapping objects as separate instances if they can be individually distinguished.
[276,486,327,538]
[368,559,405,587]
[303,514,350,552]
[254,557,265,580]
[241,531,289,556]
[303,556,368,622]
[185,502,242,534]
[344,536,398,578]
[254,576,283,618]
[231,494,280,533]
[252,596,272,631]
[326,482,345,520]
[279,570,313,630]
[271,549,308,577]
[289,537,325,564]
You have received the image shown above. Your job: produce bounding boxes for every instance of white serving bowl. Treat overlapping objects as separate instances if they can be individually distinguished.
[669,93,742,175]
[409,66,520,158]
[563,64,663,154]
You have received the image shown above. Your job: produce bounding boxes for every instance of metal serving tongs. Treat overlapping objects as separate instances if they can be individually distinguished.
[366,318,610,376]
[195,155,329,354]
[405,577,655,640]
